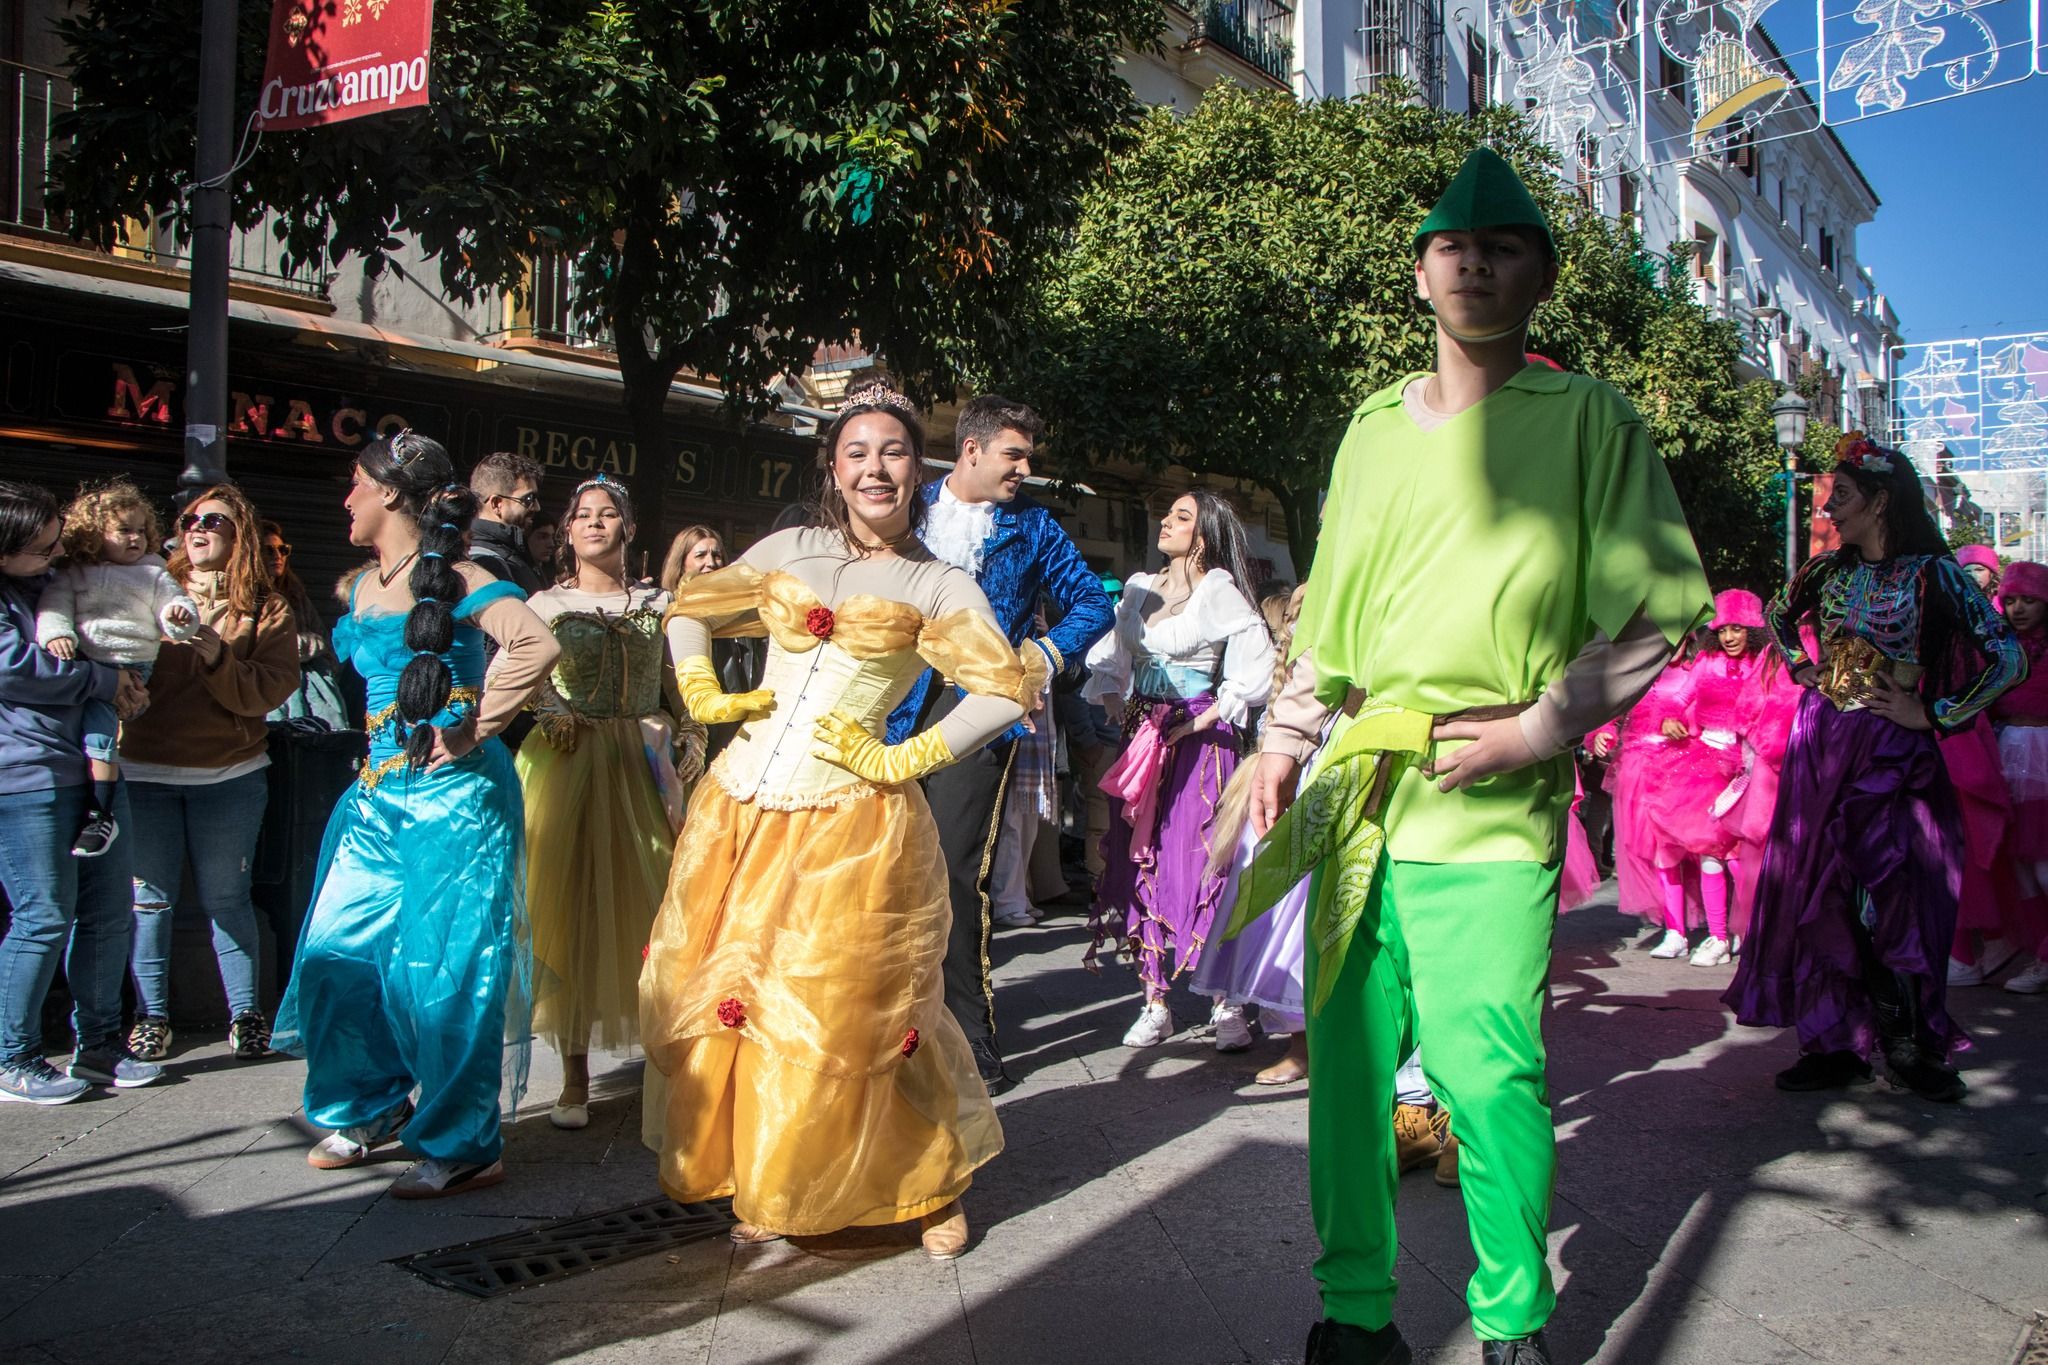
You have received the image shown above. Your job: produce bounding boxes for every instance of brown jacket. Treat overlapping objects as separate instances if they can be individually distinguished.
[120,571,300,770]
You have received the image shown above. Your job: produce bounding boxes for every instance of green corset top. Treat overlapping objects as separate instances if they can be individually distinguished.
[548,606,666,720]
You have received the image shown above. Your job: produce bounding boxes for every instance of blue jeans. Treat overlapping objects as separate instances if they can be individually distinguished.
[0,784,134,1062]
[128,771,268,1019]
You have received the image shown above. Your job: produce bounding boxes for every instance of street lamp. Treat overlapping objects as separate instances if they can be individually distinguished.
[1771,389,1811,583]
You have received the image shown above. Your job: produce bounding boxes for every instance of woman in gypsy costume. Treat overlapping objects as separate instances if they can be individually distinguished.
[641,385,1043,1259]
[1083,492,1275,1048]
[517,476,692,1130]
[1725,436,2023,1102]
[276,433,558,1198]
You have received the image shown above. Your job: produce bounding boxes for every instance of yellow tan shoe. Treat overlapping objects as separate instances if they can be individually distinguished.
[920,1201,969,1260]
[1394,1102,1442,1173]
[1434,1127,1460,1189]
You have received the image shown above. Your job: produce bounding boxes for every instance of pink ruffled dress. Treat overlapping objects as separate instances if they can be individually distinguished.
[1604,662,1695,922]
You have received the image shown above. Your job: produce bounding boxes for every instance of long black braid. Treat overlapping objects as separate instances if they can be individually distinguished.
[356,431,480,768]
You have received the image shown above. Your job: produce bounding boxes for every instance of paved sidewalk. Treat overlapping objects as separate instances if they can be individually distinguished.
[3,887,2045,1364]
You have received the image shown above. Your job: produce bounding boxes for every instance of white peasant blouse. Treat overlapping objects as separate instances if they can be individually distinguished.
[1081,569,1275,727]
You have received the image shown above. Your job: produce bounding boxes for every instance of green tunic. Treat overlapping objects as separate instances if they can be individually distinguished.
[1291,364,1711,864]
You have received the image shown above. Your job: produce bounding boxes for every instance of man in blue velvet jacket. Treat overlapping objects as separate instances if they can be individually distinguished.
[889,395,1114,1094]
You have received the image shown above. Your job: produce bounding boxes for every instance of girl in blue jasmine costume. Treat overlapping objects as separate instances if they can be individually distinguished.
[275,432,559,1200]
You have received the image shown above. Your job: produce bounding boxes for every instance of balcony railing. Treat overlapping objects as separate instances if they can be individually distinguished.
[1359,0,1446,106]
[2,57,328,298]
[1187,0,1295,85]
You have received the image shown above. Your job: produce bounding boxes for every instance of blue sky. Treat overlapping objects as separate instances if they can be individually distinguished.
[1761,5,2048,345]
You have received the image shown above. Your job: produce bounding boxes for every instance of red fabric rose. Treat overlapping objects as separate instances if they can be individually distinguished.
[805,606,835,640]
[717,997,747,1029]
[901,1028,920,1058]
[641,943,650,961]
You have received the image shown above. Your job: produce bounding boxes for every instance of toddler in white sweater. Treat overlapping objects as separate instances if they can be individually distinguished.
[36,480,197,857]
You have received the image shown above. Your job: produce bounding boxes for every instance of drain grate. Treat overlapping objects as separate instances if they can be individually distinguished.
[393,1196,736,1298]
[2015,1317,2048,1365]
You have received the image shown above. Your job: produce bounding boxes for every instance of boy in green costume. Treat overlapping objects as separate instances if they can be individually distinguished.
[1243,148,1711,1365]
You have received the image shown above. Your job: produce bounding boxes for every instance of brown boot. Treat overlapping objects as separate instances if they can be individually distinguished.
[1394,1102,1442,1173]
[1433,1110,1459,1188]
[921,1201,969,1260]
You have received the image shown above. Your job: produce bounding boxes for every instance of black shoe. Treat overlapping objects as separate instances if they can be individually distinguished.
[969,1038,1015,1097]
[1304,1318,1412,1365]
[1880,1037,1966,1102]
[71,812,118,858]
[229,1009,272,1060]
[1775,1050,1873,1091]
[1480,1334,1551,1365]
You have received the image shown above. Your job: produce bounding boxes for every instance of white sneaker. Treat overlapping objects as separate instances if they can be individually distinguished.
[1122,1001,1175,1047]
[1213,1002,1254,1053]
[1649,929,1690,959]
[2002,959,2048,995]
[1689,936,1732,967]
[992,905,1036,929]
[1947,956,1986,988]
[305,1100,412,1169]
[390,1157,506,1200]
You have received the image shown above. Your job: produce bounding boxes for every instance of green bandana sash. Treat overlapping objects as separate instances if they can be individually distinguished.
[1223,701,1435,1014]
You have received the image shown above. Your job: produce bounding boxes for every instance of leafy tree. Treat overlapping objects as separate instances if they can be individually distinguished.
[52,0,1161,525]
[991,85,1795,587]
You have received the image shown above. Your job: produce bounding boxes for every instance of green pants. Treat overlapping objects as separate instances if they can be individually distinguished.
[1305,858,1559,1342]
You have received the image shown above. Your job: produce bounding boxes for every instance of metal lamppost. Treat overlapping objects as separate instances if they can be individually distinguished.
[179,0,238,508]
[1771,389,1811,583]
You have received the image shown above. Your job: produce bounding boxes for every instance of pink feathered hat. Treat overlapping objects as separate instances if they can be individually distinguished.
[1956,544,2000,574]
[1998,560,2048,605]
[1709,588,1765,630]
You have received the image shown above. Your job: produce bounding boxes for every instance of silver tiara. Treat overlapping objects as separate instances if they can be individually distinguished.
[390,429,431,466]
[843,382,918,417]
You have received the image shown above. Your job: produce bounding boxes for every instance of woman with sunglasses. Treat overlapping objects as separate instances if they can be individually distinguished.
[260,521,347,729]
[0,480,155,1104]
[118,488,301,1064]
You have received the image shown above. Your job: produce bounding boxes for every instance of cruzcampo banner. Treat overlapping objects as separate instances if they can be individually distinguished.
[257,0,434,131]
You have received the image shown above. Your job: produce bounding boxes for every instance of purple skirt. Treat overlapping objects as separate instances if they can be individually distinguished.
[1189,817,1308,1030]
[1723,690,1966,1058]
[1088,695,1239,992]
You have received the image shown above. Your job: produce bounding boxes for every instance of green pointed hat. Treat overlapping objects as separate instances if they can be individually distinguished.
[1412,147,1554,257]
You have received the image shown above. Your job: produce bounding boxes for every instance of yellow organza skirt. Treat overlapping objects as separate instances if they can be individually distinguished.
[639,775,1002,1235]
[517,717,676,1056]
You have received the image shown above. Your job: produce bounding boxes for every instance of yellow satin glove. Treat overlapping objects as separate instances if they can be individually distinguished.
[674,656,774,725]
[810,710,955,785]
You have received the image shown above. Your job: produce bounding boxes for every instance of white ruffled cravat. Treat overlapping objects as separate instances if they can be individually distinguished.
[923,481,998,576]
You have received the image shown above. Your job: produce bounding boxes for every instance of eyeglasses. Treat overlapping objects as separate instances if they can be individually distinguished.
[181,512,233,533]
[265,543,292,558]
[497,491,541,510]
[19,532,60,561]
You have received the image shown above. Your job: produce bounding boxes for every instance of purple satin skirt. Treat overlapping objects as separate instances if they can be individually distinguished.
[1088,695,1239,993]
[1723,689,1966,1058]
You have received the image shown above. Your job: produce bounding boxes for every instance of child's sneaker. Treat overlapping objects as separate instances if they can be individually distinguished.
[68,1040,162,1089]
[1649,929,1690,959]
[229,1009,271,1060]
[70,812,119,859]
[1689,936,1733,967]
[0,1056,90,1105]
[127,1016,172,1061]
[2002,959,2048,995]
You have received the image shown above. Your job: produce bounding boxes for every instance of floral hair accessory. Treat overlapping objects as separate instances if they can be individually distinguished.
[804,605,835,640]
[901,1028,920,1058]
[1835,432,1894,476]
[842,381,918,417]
[716,997,747,1029]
